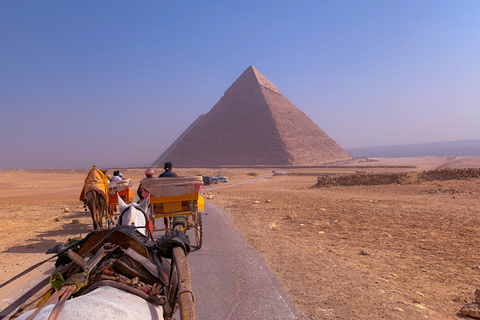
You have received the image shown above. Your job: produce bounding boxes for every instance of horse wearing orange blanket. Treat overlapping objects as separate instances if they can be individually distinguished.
[79,166,113,229]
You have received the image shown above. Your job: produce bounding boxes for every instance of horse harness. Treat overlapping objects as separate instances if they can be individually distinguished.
[117,204,155,242]
[0,225,192,320]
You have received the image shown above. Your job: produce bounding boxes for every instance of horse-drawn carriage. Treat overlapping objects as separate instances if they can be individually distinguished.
[140,176,205,249]
[0,196,196,320]
[107,179,134,224]
[0,172,201,320]
[80,166,135,229]
[108,179,134,206]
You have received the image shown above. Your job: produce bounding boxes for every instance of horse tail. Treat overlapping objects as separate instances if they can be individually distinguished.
[86,190,104,230]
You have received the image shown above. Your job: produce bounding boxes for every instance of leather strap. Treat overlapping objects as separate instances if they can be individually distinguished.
[0,227,121,319]
[0,238,85,290]
[0,262,73,320]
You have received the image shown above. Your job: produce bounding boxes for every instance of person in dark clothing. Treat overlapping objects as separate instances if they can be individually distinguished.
[159,162,178,177]
[158,162,177,229]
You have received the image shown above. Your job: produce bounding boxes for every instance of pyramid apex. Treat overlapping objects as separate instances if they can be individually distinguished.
[225,66,280,95]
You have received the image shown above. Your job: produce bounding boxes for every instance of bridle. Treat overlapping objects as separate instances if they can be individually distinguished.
[118,204,154,241]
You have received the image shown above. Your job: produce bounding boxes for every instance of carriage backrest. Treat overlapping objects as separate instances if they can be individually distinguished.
[140,176,204,198]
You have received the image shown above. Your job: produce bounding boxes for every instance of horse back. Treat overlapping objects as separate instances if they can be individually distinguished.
[15,286,164,320]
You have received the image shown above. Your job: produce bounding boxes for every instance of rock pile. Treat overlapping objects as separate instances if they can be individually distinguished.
[315,172,408,187]
[460,289,480,318]
[418,168,480,181]
[314,168,480,188]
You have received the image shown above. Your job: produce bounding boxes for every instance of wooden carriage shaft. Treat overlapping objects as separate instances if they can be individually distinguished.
[172,247,195,320]
[172,223,195,320]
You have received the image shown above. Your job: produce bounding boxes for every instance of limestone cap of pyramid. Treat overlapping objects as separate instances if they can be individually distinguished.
[224,65,280,96]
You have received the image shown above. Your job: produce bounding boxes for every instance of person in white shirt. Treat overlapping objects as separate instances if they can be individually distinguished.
[110,170,123,182]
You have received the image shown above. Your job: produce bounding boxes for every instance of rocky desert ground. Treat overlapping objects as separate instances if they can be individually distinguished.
[2,156,480,319]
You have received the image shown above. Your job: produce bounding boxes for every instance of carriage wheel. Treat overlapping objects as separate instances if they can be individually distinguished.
[193,210,203,249]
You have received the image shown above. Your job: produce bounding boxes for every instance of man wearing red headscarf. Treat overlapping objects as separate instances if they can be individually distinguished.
[137,168,154,200]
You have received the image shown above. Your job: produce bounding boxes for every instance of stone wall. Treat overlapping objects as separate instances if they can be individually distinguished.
[314,168,480,188]
[417,168,480,181]
[315,172,408,187]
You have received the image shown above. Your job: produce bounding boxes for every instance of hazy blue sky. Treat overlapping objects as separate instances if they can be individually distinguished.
[1,1,479,169]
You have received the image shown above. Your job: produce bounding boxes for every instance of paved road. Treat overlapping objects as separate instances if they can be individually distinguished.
[205,173,276,191]
[184,202,305,320]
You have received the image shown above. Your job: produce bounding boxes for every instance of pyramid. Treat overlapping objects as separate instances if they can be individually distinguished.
[153,66,351,166]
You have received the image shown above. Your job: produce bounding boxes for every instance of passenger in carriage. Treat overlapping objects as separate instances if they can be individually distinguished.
[159,162,178,177]
[137,168,154,200]
[110,170,123,182]
[158,162,178,230]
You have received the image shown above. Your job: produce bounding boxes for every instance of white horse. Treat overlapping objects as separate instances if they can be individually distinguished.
[15,196,163,320]
[117,195,152,238]
[16,286,164,320]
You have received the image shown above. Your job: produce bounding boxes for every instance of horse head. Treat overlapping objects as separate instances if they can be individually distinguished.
[117,194,151,237]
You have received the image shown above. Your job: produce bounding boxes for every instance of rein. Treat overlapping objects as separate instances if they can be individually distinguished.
[0,227,123,320]
[1,200,155,319]
[0,238,86,290]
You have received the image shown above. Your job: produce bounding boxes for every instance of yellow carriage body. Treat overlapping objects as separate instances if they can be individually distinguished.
[141,176,204,248]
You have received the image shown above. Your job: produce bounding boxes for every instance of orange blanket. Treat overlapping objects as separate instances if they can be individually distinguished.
[79,165,109,202]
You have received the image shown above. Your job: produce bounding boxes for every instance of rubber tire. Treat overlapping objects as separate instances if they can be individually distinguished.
[194,212,203,249]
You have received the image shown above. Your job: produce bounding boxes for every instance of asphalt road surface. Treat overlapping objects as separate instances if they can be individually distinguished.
[185,202,305,320]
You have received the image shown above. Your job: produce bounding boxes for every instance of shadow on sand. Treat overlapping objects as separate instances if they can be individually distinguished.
[2,210,93,254]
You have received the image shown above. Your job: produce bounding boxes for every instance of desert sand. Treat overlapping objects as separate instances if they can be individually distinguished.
[1,156,480,319]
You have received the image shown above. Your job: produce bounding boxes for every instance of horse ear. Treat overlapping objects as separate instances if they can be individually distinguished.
[139,195,150,212]
[117,194,127,212]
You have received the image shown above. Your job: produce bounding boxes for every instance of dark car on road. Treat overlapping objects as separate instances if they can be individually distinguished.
[202,176,212,185]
